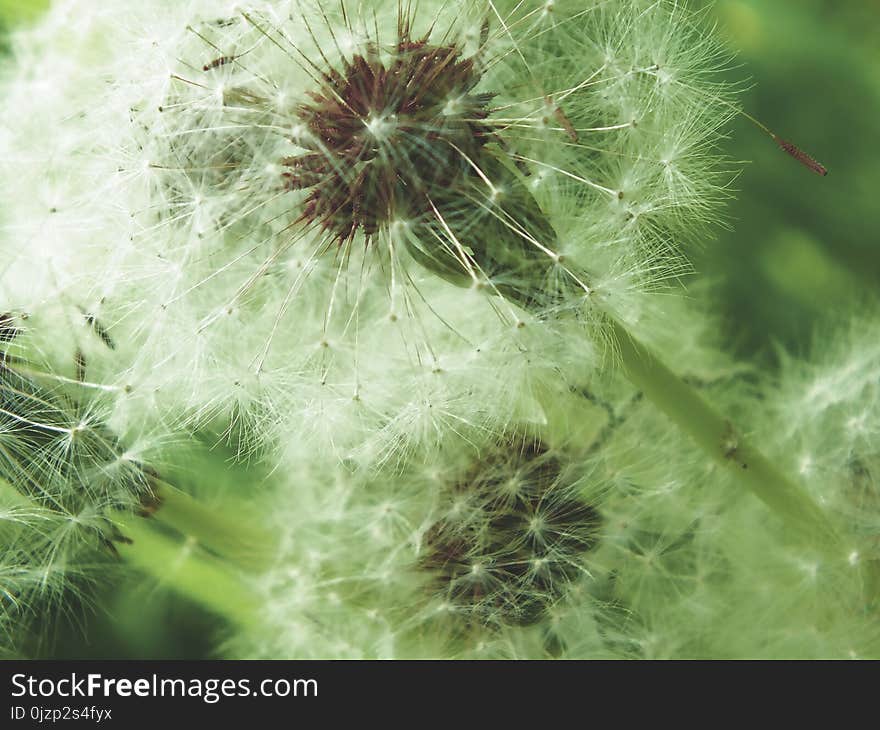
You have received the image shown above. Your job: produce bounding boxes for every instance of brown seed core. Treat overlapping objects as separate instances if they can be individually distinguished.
[282,34,494,243]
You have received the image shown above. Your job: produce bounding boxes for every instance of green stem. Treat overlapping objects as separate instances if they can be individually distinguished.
[422,144,840,548]
[606,317,840,547]
[147,477,274,570]
[112,511,258,626]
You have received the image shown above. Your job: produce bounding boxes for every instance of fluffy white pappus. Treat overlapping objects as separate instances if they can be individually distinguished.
[0,334,161,654]
[235,338,875,660]
[230,433,609,658]
[0,0,736,467]
[764,316,880,563]
[540,378,879,659]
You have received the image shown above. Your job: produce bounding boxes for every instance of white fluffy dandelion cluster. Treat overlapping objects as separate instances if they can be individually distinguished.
[2,0,875,660]
[0,0,733,466]
[0,334,151,648]
[237,347,880,658]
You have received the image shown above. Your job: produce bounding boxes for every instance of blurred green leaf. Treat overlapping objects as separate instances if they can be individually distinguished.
[0,0,49,24]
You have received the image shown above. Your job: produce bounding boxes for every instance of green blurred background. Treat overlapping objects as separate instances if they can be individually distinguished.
[1,0,878,657]
[697,0,880,361]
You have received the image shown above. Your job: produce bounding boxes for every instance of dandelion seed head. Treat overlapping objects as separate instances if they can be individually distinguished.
[0,0,739,468]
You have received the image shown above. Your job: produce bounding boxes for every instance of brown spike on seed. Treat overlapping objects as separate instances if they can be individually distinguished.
[547,96,578,143]
[774,136,828,177]
[203,55,234,71]
[0,312,19,343]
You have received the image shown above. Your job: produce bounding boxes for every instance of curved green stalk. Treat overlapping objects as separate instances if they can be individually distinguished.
[112,511,258,626]
[146,477,274,570]
[606,317,840,547]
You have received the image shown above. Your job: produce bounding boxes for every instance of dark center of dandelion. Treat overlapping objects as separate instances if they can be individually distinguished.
[420,439,601,630]
[282,36,494,243]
